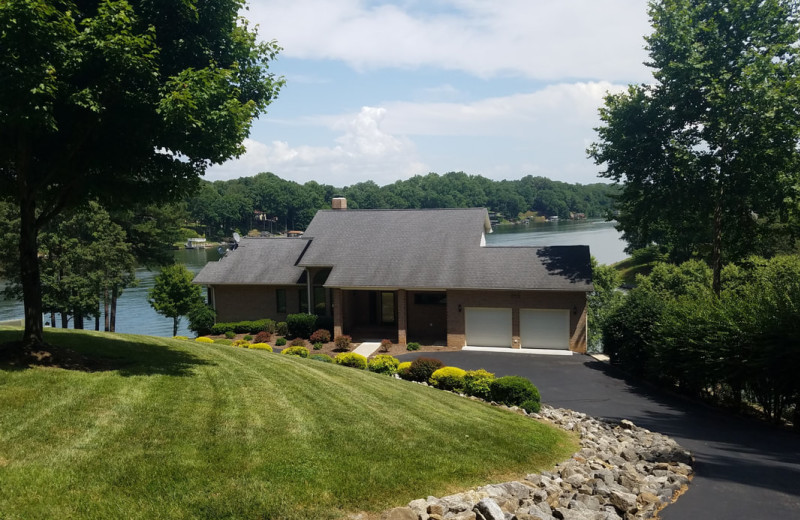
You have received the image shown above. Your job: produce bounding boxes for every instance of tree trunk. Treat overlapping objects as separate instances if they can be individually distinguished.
[94,310,100,331]
[19,191,44,348]
[61,312,68,328]
[173,316,178,337]
[74,313,84,330]
[711,182,723,296]
[104,287,110,331]
[110,286,118,332]
[50,312,56,328]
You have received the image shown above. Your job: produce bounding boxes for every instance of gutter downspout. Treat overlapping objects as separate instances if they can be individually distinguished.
[306,269,313,315]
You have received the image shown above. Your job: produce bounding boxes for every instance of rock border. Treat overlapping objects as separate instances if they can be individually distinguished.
[377,405,694,520]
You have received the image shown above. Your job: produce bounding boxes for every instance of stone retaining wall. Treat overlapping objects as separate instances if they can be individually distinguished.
[377,405,694,520]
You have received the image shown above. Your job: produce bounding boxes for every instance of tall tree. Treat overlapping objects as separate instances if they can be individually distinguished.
[148,264,203,337]
[0,0,282,347]
[588,0,800,294]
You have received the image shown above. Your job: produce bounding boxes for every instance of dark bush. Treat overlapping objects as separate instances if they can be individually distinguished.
[316,315,334,334]
[254,331,271,343]
[310,329,331,343]
[275,337,287,346]
[520,398,541,414]
[406,342,420,351]
[406,357,444,383]
[276,321,288,336]
[489,376,541,408]
[334,335,352,351]
[287,313,317,338]
[187,304,216,336]
[243,335,253,341]
[290,337,306,347]
[210,319,276,335]
[224,330,236,339]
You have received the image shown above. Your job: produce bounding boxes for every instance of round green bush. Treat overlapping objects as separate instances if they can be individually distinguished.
[397,361,412,380]
[224,330,236,339]
[281,346,309,358]
[368,354,400,375]
[249,343,273,352]
[334,352,367,369]
[429,366,467,391]
[520,398,541,414]
[310,353,333,363]
[275,337,287,346]
[463,369,495,400]
[195,337,214,343]
[243,335,253,341]
[406,357,444,383]
[406,342,420,351]
[489,376,541,408]
[313,342,323,350]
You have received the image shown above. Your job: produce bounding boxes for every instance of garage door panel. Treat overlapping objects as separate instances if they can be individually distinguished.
[465,307,512,347]
[521,309,569,349]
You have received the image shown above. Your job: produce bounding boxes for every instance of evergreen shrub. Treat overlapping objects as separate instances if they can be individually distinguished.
[397,361,412,379]
[195,337,214,343]
[275,337,287,346]
[334,352,367,369]
[429,366,467,391]
[489,376,541,408]
[250,343,273,351]
[281,346,309,358]
[276,322,288,336]
[463,369,495,400]
[406,342,420,351]
[406,357,444,383]
[286,313,317,338]
[368,354,399,375]
[310,353,333,363]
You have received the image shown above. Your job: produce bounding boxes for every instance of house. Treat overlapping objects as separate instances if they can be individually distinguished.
[193,198,593,353]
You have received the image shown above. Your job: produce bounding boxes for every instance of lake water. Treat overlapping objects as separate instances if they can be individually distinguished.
[0,219,626,336]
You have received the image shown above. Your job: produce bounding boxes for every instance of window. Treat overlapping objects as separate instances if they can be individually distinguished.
[313,286,326,315]
[414,292,446,305]
[276,289,286,313]
[299,289,308,313]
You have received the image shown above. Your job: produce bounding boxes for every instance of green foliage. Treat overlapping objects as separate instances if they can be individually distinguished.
[334,335,352,351]
[280,346,309,358]
[463,369,496,400]
[276,322,289,337]
[406,342,420,351]
[249,343,273,352]
[429,367,467,392]
[406,357,444,383]
[148,264,204,337]
[587,257,625,353]
[275,337,287,346]
[232,340,250,348]
[210,319,275,335]
[243,335,253,341]
[310,329,331,343]
[368,355,400,375]
[224,331,236,339]
[490,376,541,408]
[187,304,216,336]
[286,313,317,339]
[194,337,213,343]
[313,342,323,350]
[310,353,333,363]
[334,352,368,369]
[520,399,541,414]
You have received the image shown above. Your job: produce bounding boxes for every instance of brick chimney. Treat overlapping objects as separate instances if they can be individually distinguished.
[331,197,347,210]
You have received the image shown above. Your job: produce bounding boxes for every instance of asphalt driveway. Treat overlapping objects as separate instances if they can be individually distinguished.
[397,351,800,519]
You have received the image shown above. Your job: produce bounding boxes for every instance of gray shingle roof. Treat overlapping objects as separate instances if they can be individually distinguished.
[192,238,308,285]
[194,208,593,292]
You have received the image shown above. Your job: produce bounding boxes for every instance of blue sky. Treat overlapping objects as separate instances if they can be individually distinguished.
[206,0,653,187]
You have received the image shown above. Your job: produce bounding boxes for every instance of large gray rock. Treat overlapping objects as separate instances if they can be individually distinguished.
[474,498,505,520]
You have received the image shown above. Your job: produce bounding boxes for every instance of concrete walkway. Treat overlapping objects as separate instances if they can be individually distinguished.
[352,341,381,358]
[397,350,800,520]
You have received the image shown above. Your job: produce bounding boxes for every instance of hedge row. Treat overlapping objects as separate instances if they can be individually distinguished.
[210,319,277,335]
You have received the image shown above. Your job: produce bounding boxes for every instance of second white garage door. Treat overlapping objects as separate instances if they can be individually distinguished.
[465,307,512,347]
[520,309,570,350]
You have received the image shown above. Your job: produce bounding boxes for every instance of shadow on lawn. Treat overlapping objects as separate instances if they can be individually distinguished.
[0,331,212,377]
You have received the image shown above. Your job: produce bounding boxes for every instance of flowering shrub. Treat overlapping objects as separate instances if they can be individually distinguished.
[463,369,495,400]
[281,346,309,358]
[195,337,214,343]
[334,335,352,351]
[334,352,367,369]
[379,339,392,352]
[254,331,271,343]
[275,337,287,346]
[429,366,467,391]
[310,329,331,343]
[249,343,273,351]
[368,354,399,375]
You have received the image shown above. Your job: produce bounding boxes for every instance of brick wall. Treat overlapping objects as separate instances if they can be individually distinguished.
[445,289,588,353]
[211,285,303,323]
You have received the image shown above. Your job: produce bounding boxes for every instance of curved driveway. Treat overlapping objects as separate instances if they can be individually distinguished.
[397,351,800,519]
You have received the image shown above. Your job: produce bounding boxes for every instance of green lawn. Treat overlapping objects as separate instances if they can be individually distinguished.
[0,328,576,519]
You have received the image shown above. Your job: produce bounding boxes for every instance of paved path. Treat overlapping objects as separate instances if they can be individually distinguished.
[352,341,381,358]
[397,351,800,520]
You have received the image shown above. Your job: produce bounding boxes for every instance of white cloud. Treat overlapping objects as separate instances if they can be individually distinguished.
[248,0,651,82]
[205,107,429,185]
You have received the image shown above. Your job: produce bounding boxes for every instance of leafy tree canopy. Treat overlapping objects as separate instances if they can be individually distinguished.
[148,263,203,337]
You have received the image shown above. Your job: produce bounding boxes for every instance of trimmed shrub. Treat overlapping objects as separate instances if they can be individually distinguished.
[214,339,233,346]
[286,313,317,338]
[520,398,541,414]
[224,330,236,339]
[463,369,495,400]
[243,335,253,341]
[281,346,309,358]
[233,339,250,348]
[276,322,288,336]
[310,329,331,343]
[210,319,275,335]
[187,304,216,336]
[397,361,412,379]
[173,336,188,340]
[275,337,287,346]
[406,342,420,351]
[250,343,273,351]
[254,331,271,343]
[313,342,323,350]
[430,366,467,392]
[290,337,307,347]
[379,339,392,352]
[406,357,444,383]
[334,352,367,369]
[368,354,400,375]
[195,337,214,343]
[489,376,541,408]
[310,353,333,363]
[334,335,352,351]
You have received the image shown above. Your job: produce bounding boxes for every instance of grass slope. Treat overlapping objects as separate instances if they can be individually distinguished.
[0,329,575,519]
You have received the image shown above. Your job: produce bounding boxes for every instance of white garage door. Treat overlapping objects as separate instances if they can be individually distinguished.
[465,307,512,348]
[520,309,570,350]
